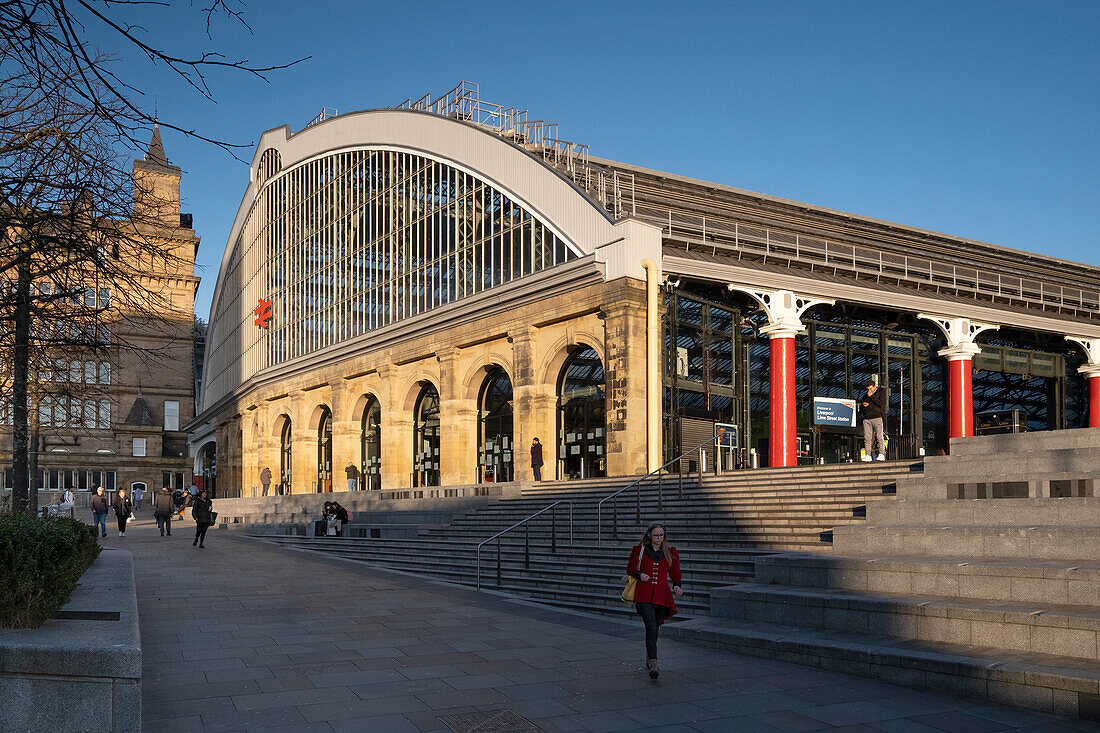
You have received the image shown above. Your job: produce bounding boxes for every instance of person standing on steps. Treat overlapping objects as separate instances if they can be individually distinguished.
[192,489,213,548]
[530,437,544,482]
[627,522,682,679]
[153,485,174,536]
[112,488,133,537]
[260,466,272,497]
[345,462,359,492]
[89,486,109,538]
[861,379,887,462]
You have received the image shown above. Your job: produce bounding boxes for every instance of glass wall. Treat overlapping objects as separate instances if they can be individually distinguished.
[204,148,579,411]
[317,408,332,493]
[478,368,514,482]
[413,385,440,487]
[279,420,292,495]
[558,347,606,479]
[359,398,381,490]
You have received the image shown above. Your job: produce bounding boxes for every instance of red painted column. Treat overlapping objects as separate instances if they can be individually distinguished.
[1089,375,1100,429]
[769,335,797,467]
[947,356,974,439]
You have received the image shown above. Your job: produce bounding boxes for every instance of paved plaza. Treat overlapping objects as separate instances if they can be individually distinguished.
[101,514,1096,732]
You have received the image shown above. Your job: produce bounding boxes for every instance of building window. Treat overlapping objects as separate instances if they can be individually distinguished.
[98,289,110,308]
[164,401,179,432]
[558,346,607,480]
[99,363,111,385]
[478,368,514,483]
[280,419,292,494]
[98,400,110,429]
[413,384,440,488]
[317,407,332,493]
[360,397,381,490]
[133,438,146,457]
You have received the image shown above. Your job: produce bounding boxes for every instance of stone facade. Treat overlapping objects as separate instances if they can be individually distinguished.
[219,277,649,496]
[0,128,198,500]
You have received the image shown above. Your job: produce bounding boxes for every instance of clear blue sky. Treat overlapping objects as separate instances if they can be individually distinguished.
[93,1,1100,321]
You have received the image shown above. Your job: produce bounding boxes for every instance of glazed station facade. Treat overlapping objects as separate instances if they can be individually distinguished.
[189,83,1100,497]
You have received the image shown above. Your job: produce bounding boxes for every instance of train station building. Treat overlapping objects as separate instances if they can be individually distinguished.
[189,83,1100,497]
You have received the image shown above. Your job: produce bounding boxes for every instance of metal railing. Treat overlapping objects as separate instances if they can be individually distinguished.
[597,434,722,545]
[644,204,1100,317]
[475,500,573,590]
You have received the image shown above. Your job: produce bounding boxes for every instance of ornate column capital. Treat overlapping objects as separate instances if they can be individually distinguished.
[728,286,833,339]
[1067,336,1100,375]
[918,314,998,361]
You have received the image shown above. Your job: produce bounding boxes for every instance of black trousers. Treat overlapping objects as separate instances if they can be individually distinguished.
[635,602,672,659]
[156,513,172,535]
[116,515,128,532]
[195,522,208,544]
[532,465,542,481]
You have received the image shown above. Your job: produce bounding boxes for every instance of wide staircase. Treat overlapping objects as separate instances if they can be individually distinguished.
[252,461,916,617]
[664,429,1100,721]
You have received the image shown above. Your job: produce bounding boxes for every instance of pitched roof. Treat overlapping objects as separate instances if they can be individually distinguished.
[125,393,156,426]
[146,124,169,167]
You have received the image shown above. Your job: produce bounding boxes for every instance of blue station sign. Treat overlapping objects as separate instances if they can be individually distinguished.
[813,397,857,427]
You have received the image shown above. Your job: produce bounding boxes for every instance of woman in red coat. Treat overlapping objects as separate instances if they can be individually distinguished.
[627,522,682,679]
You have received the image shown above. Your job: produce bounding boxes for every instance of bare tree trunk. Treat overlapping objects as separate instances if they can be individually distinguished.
[27,428,39,516]
[11,264,31,516]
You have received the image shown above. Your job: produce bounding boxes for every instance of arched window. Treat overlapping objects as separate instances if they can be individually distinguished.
[558,346,606,479]
[317,407,332,493]
[478,368,513,482]
[199,443,217,498]
[413,384,440,487]
[280,419,292,495]
[360,398,381,490]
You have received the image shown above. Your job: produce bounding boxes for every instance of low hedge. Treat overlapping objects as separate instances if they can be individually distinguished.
[0,513,101,628]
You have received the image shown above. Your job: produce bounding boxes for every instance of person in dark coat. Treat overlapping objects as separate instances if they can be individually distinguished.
[112,488,133,537]
[192,490,213,548]
[89,486,109,538]
[530,437,544,481]
[153,486,174,536]
[861,380,887,461]
[626,522,682,679]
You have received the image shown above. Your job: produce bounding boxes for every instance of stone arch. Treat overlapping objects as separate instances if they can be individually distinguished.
[461,357,514,402]
[350,391,383,423]
[539,333,605,388]
[400,373,440,413]
[306,403,332,432]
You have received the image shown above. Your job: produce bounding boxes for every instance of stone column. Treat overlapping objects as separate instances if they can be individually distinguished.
[511,326,554,482]
[1067,337,1100,428]
[378,363,412,490]
[730,287,833,467]
[329,382,359,491]
[919,315,998,441]
[437,348,475,486]
[603,299,649,477]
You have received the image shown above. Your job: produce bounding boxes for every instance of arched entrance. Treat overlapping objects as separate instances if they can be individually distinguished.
[317,407,332,492]
[279,419,292,495]
[198,442,216,497]
[478,368,513,482]
[360,397,381,490]
[413,384,440,487]
[558,346,606,479]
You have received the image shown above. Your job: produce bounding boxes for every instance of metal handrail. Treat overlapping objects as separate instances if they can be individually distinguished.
[475,500,573,590]
[596,434,723,545]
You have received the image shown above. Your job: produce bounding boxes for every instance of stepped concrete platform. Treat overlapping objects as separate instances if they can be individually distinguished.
[95,516,1089,733]
[686,429,1100,720]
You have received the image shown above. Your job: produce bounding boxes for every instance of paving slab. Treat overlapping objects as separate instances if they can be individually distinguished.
[97,514,1092,732]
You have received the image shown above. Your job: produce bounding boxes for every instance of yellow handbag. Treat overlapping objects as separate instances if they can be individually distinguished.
[621,546,640,603]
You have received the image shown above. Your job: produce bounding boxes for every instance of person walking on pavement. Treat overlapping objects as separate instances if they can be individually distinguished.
[345,462,359,491]
[112,488,133,536]
[153,486,174,536]
[626,522,682,679]
[260,466,272,497]
[89,486,109,537]
[861,379,887,461]
[132,485,144,511]
[59,487,75,518]
[530,437,544,482]
[191,489,213,548]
